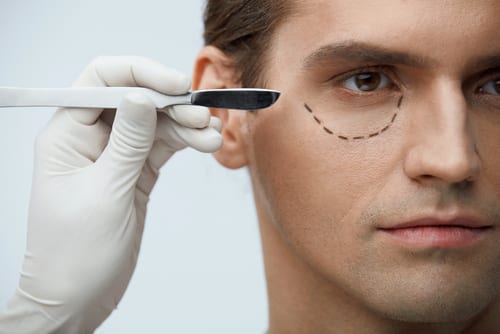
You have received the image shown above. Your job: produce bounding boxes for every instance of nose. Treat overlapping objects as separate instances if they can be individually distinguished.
[403,81,481,185]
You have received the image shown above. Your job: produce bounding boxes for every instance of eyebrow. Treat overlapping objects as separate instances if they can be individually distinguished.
[302,40,500,74]
[302,40,436,70]
[467,54,500,73]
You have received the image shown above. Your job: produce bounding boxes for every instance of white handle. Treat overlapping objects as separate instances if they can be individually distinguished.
[0,87,191,109]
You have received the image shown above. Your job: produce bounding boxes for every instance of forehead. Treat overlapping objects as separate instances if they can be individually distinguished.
[270,0,500,72]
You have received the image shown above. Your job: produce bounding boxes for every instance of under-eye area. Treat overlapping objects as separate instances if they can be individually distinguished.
[304,95,402,141]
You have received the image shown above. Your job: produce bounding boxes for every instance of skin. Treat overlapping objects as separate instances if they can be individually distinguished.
[194,1,500,332]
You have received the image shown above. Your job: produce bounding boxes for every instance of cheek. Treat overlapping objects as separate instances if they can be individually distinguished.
[247,99,401,261]
[473,113,500,192]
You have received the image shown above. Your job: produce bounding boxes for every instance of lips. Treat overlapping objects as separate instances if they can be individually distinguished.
[379,216,492,230]
[377,215,494,248]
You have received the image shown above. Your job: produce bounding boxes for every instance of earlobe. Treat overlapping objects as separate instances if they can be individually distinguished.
[192,46,249,169]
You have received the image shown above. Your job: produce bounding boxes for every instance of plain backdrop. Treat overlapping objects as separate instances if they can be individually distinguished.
[0,1,268,333]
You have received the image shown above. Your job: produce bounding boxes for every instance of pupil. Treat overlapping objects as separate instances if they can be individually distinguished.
[355,73,381,91]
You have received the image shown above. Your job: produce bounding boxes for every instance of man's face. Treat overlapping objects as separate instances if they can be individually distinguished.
[243,0,500,322]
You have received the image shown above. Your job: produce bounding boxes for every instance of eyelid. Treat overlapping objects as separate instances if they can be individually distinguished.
[474,70,500,91]
[329,65,401,88]
[463,67,500,92]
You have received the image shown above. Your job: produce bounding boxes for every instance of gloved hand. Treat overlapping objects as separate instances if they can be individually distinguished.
[0,56,222,333]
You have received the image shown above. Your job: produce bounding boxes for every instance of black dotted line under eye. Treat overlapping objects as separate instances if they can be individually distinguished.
[304,96,402,141]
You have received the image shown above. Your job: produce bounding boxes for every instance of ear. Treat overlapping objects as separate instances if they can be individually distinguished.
[193,46,248,169]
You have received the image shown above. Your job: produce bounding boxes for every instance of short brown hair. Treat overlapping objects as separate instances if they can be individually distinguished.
[203,0,295,87]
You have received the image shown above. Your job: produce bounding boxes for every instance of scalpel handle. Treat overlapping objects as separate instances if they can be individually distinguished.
[0,87,190,109]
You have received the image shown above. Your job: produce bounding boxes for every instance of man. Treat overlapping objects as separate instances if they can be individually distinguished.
[2,0,500,333]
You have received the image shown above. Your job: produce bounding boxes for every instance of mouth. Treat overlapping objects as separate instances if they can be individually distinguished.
[377,216,494,249]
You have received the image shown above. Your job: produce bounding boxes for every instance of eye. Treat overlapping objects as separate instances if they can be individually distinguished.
[342,72,391,92]
[478,78,500,95]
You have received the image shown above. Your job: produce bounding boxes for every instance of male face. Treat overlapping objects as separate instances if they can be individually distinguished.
[240,0,500,325]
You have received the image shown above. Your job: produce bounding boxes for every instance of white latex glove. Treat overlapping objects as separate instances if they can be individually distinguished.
[0,56,222,333]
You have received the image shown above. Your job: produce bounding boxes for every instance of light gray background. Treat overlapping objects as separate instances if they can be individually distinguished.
[0,1,268,332]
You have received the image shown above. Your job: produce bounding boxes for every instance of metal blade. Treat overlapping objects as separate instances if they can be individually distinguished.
[190,89,280,110]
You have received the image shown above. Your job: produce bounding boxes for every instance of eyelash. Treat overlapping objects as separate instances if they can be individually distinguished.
[329,65,400,95]
[325,66,500,98]
[475,73,500,96]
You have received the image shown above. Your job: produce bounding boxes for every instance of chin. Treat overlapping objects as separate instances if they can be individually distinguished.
[371,277,498,324]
